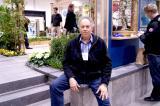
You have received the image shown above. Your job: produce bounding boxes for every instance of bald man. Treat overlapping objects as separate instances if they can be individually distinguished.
[50,16,112,106]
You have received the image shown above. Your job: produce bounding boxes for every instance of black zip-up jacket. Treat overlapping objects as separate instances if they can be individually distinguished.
[51,13,62,27]
[64,11,78,32]
[63,34,112,85]
[140,15,160,55]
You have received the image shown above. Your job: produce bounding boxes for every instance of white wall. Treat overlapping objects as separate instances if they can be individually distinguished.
[0,0,4,5]
[25,0,53,28]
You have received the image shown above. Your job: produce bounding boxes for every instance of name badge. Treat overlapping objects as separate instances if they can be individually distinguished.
[82,53,88,61]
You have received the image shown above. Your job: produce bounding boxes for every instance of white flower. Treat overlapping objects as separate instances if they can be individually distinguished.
[36,53,43,59]
[0,32,3,37]
[44,52,50,59]
[28,52,38,60]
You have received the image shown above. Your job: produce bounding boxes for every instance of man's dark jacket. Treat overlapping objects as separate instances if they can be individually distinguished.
[64,11,78,32]
[51,13,62,26]
[140,15,160,55]
[63,34,112,85]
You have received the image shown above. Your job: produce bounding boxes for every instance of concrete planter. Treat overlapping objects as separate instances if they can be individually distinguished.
[26,62,150,106]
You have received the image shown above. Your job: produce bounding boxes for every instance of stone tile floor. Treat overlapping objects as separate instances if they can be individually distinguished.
[28,98,160,106]
[0,44,49,86]
[25,44,50,55]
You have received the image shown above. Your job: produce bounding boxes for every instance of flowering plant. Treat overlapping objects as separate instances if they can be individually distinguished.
[29,52,50,66]
[0,49,23,56]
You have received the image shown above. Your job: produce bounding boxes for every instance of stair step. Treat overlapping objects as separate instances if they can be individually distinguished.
[27,99,51,106]
[27,99,70,106]
[0,69,48,94]
[0,84,50,106]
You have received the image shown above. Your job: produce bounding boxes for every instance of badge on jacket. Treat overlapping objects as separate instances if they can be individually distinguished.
[149,28,154,32]
[158,17,160,22]
[82,53,88,61]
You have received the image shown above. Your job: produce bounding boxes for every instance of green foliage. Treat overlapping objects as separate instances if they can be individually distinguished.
[50,35,76,61]
[0,6,16,50]
[29,37,51,43]
[0,49,23,56]
[49,35,76,69]
[28,34,77,69]
[46,58,63,69]
[0,1,25,52]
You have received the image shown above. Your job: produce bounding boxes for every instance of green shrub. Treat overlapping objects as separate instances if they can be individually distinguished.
[0,1,26,52]
[50,35,76,61]
[28,34,77,69]
[49,35,76,69]
[46,58,63,69]
[29,37,51,43]
[0,49,24,57]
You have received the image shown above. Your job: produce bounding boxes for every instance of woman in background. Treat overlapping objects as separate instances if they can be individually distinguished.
[64,4,78,35]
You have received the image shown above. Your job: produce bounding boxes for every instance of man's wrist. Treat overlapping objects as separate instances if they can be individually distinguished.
[101,83,107,87]
[69,77,75,80]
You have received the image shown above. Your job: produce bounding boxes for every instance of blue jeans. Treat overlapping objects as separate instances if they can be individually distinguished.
[147,54,160,97]
[50,74,110,106]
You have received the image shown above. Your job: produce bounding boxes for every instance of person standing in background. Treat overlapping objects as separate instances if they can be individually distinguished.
[24,17,32,49]
[137,4,160,101]
[51,7,62,37]
[64,4,78,35]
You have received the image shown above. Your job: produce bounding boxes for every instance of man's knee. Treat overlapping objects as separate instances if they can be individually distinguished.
[50,80,59,91]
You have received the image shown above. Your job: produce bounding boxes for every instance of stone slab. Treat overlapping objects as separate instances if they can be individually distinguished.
[0,84,50,106]
[70,85,98,106]
[27,63,150,106]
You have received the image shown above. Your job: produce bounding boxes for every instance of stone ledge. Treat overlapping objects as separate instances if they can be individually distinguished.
[26,62,148,81]
[26,62,63,79]
[111,63,148,80]
[26,62,150,106]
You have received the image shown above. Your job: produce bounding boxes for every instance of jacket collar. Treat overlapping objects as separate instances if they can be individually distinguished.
[79,34,93,44]
[76,33,98,45]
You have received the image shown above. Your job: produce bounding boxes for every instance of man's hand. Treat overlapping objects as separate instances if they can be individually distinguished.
[137,31,144,37]
[69,77,80,92]
[96,84,108,100]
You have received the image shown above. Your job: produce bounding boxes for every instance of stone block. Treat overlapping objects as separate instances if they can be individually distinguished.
[70,84,98,106]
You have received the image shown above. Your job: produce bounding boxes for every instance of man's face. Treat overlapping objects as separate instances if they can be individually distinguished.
[145,12,153,19]
[79,19,93,38]
[54,9,57,14]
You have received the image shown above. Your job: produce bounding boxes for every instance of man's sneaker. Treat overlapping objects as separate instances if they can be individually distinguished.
[144,96,160,101]
[26,47,32,49]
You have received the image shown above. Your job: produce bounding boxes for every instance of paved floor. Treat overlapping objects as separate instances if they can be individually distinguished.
[0,44,49,86]
[28,98,160,106]
[25,44,50,55]
[129,99,160,106]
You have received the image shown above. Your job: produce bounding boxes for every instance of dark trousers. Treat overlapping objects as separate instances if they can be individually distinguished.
[24,35,29,48]
[50,74,110,106]
[65,29,75,35]
[147,54,160,97]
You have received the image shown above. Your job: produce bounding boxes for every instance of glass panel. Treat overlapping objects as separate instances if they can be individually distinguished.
[112,0,132,31]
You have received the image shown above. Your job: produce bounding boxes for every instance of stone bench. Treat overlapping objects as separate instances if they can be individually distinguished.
[27,63,151,106]
[70,84,98,106]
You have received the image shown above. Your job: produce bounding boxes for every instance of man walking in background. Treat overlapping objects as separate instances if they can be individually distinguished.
[51,7,62,37]
[64,4,78,35]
